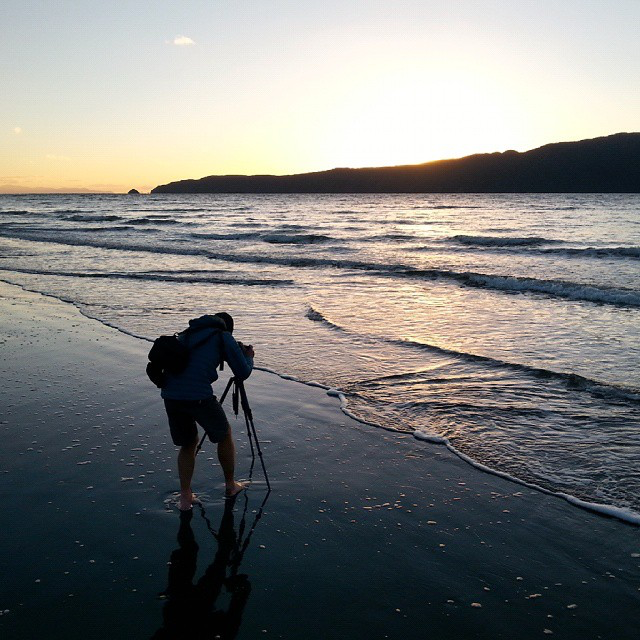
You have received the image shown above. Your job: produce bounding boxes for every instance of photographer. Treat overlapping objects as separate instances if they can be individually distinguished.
[160,312,254,510]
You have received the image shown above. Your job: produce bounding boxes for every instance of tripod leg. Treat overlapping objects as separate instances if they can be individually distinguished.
[245,414,256,478]
[238,382,253,421]
[196,377,235,456]
[195,432,207,456]
[233,380,271,490]
[245,413,256,459]
[248,416,271,490]
[219,376,235,405]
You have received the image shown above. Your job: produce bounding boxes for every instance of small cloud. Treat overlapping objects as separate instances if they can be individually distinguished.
[13,127,22,135]
[170,35,195,46]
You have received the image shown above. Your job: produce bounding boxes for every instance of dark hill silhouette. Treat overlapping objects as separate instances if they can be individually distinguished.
[151,133,640,194]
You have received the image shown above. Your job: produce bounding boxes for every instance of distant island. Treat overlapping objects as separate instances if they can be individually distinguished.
[152,133,640,194]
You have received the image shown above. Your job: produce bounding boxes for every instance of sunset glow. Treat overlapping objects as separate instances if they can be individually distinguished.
[1,0,639,193]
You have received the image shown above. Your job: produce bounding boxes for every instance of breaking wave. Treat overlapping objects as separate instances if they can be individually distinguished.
[64,213,123,222]
[539,246,640,259]
[305,305,640,404]
[430,204,483,210]
[193,231,334,244]
[128,217,186,225]
[73,225,138,232]
[0,209,44,217]
[2,228,639,307]
[449,234,561,247]
[409,270,640,307]
[410,243,640,260]
[261,232,333,244]
[0,266,292,287]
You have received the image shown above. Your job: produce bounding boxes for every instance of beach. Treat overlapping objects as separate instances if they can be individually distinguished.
[2,193,639,518]
[0,280,638,639]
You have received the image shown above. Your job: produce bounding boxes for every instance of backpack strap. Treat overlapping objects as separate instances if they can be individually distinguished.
[218,331,225,371]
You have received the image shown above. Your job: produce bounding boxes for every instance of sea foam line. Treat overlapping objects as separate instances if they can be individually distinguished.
[191,230,334,244]
[410,242,640,260]
[2,278,638,526]
[399,269,640,307]
[1,266,293,287]
[413,430,640,526]
[448,234,561,247]
[3,227,638,308]
[261,355,640,526]
[306,305,640,403]
[63,213,123,222]
[0,277,153,344]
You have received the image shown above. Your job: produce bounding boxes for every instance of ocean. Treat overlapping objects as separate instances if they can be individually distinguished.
[1,193,638,521]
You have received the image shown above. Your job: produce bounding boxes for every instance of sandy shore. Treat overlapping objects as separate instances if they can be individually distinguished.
[0,281,638,639]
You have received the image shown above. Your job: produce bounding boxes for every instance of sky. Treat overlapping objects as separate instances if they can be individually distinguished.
[1,0,639,193]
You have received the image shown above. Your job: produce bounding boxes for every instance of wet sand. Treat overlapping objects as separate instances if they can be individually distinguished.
[0,281,638,639]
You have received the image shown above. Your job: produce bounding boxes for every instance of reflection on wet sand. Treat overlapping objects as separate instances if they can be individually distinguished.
[152,491,270,640]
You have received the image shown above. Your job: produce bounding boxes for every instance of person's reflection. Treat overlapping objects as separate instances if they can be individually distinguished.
[152,497,255,639]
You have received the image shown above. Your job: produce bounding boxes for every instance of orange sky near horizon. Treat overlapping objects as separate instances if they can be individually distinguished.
[2,1,639,193]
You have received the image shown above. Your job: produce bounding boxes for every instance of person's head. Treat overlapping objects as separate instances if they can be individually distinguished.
[214,312,234,334]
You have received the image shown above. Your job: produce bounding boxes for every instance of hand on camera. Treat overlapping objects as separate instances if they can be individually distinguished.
[239,342,255,358]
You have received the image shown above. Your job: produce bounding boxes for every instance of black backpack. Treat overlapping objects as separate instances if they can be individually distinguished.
[146,329,222,388]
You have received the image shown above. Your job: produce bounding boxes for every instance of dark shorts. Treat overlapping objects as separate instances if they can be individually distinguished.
[164,396,230,446]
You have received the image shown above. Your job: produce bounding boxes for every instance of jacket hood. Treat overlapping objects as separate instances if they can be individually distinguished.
[188,314,228,332]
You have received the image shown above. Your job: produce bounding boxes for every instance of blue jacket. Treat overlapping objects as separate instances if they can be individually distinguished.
[160,316,253,401]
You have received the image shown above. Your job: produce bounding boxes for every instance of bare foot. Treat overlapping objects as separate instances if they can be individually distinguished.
[225,481,247,499]
[179,491,196,511]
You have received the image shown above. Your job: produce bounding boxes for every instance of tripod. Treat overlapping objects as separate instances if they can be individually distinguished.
[196,377,271,491]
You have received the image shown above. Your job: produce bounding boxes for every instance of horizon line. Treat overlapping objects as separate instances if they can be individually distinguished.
[3,131,637,195]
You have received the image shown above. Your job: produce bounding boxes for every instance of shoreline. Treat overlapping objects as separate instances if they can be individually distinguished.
[1,281,639,639]
[3,276,640,527]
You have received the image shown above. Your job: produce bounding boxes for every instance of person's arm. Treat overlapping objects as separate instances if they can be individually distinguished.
[221,332,253,380]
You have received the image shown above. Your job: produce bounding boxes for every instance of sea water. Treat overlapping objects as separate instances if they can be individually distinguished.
[0,193,638,520]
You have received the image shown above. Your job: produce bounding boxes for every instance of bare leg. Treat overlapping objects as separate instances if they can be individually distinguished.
[177,435,198,510]
[217,428,246,498]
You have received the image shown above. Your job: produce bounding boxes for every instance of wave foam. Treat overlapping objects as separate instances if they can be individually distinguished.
[414,243,640,260]
[431,205,483,210]
[129,217,189,225]
[0,266,292,287]
[306,305,640,404]
[261,233,333,244]
[191,231,259,241]
[413,430,640,526]
[305,306,345,331]
[0,209,41,216]
[64,214,123,222]
[2,278,637,526]
[450,234,560,247]
[540,246,640,259]
[392,267,640,307]
[3,227,639,308]
[192,231,334,244]
[460,272,640,307]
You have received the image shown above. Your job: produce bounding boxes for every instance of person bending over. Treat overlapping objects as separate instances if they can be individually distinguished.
[161,312,254,510]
